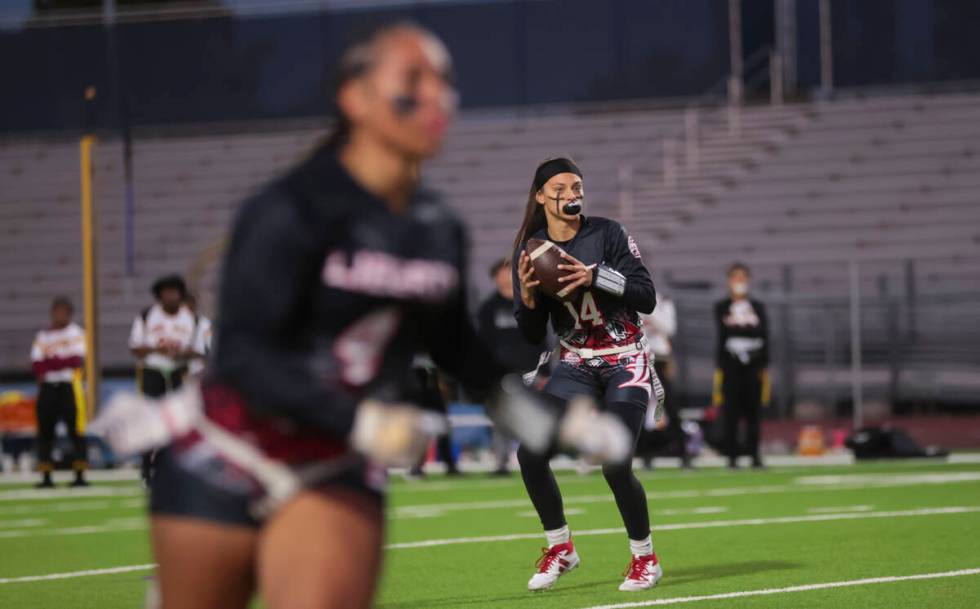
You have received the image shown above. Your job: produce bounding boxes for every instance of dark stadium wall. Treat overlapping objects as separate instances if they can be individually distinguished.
[3,0,980,133]
[1,0,730,132]
[795,0,980,89]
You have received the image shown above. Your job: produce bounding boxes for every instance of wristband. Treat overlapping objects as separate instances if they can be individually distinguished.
[594,265,626,297]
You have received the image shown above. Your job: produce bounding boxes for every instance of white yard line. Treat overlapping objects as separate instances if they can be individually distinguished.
[0,486,143,502]
[657,507,728,516]
[807,505,874,514]
[795,472,980,486]
[0,470,143,485]
[3,510,977,586]
[0,519,146,539]
[579,568,980,609]
[0,565,155,585]
[385,506,980,549]
[390,471,980,518]
[519,507,587,518]
[948,454,980,464]
[2,504,975,543]
[0,518,45,529]
[0,500,112,515]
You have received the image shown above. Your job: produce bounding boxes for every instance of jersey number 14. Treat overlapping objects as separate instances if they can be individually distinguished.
[564,292,604,330]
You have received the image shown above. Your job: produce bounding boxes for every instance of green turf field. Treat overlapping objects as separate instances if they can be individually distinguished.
[1,460,979,608]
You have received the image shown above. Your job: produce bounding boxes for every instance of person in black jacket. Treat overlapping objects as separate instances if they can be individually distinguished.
[513,157,665,593]
[477,258,548,473]
[91,25,630,609]
[714,262,769,469]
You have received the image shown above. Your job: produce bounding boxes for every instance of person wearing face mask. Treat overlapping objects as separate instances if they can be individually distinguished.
[713,262,769,469]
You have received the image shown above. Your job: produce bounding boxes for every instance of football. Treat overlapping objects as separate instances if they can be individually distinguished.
[526,238,580,302]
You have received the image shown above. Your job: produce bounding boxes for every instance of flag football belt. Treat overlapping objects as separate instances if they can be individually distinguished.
[559,338,647,360]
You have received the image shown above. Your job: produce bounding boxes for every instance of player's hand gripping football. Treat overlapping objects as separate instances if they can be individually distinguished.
[556,251,596,293]
[350,400,447,468]
[518,250,541,309]
[90,383,202,458]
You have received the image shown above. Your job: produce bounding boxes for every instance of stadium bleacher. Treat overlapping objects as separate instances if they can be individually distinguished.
[1,91,979,379]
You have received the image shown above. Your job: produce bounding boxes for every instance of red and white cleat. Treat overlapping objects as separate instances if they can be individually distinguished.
[528,542,580,591]
[619,553,663,591]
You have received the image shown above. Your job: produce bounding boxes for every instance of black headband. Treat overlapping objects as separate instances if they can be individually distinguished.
[533,158,582,191]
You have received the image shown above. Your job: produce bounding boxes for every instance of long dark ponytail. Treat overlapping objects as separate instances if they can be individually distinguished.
[513,180,547,254]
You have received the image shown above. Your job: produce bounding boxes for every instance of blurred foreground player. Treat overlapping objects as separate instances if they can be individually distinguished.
[713,262,769,469]
[513,158,666,592]
[92,24,630,609]
[184,292,213,378]
[30,297,88,488]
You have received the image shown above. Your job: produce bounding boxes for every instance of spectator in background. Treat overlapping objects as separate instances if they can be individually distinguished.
[30,297,88,488]
[713,263,769,469]
[477,258,549,475]
[129,275,197,482]
[638,292,691,469]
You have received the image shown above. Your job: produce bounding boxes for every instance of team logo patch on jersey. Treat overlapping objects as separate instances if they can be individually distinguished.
[627,235,642,259]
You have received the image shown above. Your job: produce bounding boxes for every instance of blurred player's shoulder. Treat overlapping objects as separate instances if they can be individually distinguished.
[228,148,352,242]
[411,183,462,229]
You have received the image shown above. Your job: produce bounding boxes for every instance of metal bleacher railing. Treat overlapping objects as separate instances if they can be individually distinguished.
[2,87,980,419]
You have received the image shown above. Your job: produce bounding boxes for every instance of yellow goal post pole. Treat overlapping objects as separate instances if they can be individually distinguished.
[80,85,99,422]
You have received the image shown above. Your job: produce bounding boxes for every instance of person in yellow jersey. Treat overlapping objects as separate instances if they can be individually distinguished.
[30,297,88,488]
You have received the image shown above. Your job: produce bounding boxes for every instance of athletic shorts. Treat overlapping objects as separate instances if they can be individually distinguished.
[149,382,384,529]
[544,352,656,411]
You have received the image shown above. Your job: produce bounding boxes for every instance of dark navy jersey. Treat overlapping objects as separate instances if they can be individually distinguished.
[210,145,506,440]
[477,292,546,374]
[512,216,656,368]
[714,297,769,370]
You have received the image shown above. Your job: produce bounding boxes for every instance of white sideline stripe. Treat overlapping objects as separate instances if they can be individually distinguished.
[657,506,728,516]
[0,500,112,516]
[391,471,980,518]
[795,472,980,486]
[3,514,978,585]
[0,518,45,529]
[807,505,874,514]
[949,453,980,464]
[578,568,980,609]
[0,469,142,485]
[384,506,980,549]
[0,520,146,539]
[7,505,974,542]
[0,486,143,502]
[0,564,156,585]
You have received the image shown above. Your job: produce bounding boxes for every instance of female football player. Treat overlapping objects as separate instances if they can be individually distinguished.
[92,25,629,609]
[513,157,665,592]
